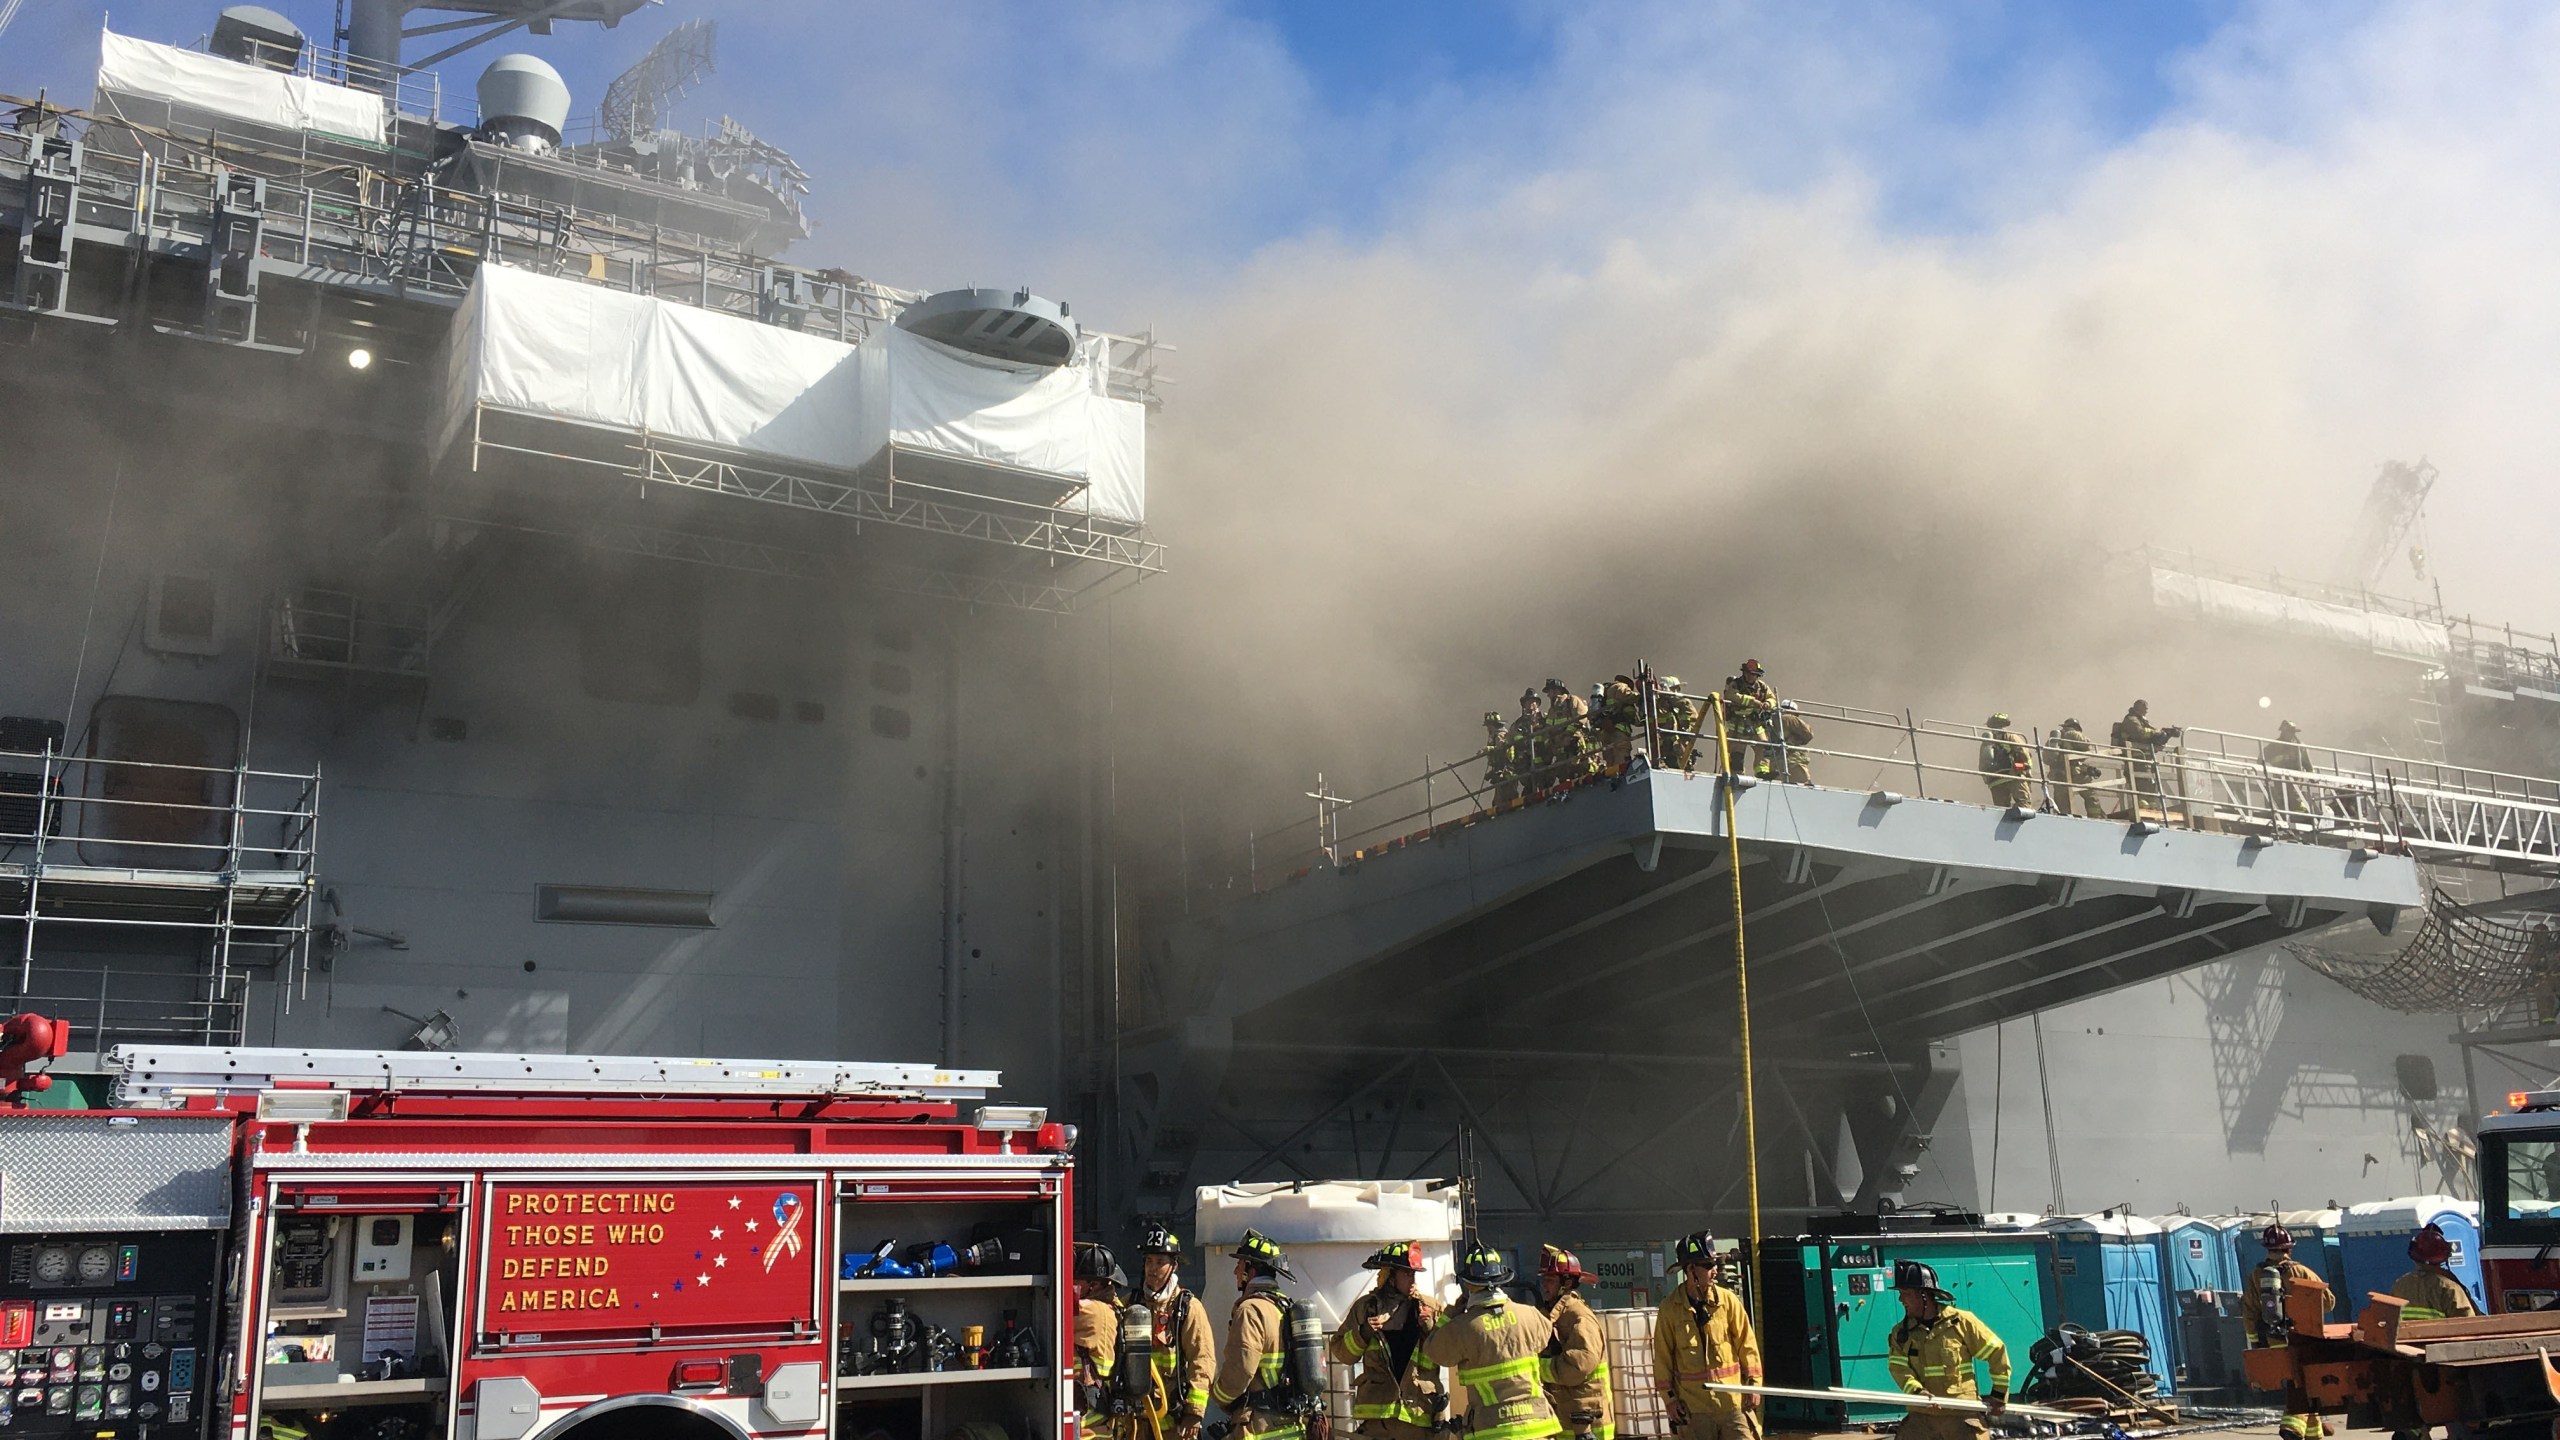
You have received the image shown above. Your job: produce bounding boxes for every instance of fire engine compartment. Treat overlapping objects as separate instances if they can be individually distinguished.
[0,1045,1075,1440]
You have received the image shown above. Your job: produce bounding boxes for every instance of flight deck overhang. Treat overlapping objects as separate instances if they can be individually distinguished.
[1182,770,2421,1049]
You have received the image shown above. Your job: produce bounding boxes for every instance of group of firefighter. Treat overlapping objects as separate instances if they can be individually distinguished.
[1072,1227,2011,1440]
[1077,1215,2486,1440]
[2245,1219,2478,1440]
[1480,660,1813,807]
[1478,660,2247,825]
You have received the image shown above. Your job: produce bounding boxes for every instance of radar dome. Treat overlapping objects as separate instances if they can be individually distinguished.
[477,54,571,154]
[895,288,1078,368]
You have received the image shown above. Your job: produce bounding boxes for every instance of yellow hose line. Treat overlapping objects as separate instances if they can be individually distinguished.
[1709,695,1763,1335]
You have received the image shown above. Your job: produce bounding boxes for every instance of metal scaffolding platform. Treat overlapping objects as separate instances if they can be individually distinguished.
[0,743,319,1046]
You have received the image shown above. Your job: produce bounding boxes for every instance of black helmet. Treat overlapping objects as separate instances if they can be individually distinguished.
[1673,1230,1718,1270]
[1231,1228,1295,1280]
[1138,1223,1182,1259]
[1892,1258,1951,1300]
[1455,1242,1514,1288]
[1076,1241,1126,1290]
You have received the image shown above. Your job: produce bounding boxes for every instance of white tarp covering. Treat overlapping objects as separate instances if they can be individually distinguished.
[443,265,1145,524]
[96,29,387,145]
[2150,567,2451,661]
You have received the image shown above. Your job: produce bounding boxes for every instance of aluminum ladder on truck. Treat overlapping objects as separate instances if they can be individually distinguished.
[104,1044,1001,1107]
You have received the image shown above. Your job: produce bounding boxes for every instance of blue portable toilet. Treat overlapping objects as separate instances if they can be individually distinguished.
[2234,1209,2349,1310]
[2338,1196,2484,1316]
[2158,1214,2241,1296]
[2041,1213,2175,1378]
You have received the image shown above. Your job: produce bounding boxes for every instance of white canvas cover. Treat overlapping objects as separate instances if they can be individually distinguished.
[96,29,387,145]
[2150,567,2450,662]
[443,265,1145,525]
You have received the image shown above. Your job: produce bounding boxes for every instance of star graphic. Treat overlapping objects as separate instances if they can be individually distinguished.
[697,1272,711,1286]
[652,1292,661,1300]
[714,1255,727,1268]
[746,1219,760,1233]
[710,1226,724,1240]
[727,1197,741,1210]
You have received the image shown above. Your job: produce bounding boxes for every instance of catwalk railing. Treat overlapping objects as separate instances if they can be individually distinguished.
[0,110,1169,407]
[1203,689,2560,899]
[0,745,320,1044]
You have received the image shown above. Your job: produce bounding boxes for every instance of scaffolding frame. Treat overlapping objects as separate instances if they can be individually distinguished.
[0,743,320,1046]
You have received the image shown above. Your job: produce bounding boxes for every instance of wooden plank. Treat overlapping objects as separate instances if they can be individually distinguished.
[2418,1335,2560,1364]
[2401,1313,2560,1341]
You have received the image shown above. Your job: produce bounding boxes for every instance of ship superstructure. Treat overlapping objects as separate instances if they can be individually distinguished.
[0,2,1155,1183]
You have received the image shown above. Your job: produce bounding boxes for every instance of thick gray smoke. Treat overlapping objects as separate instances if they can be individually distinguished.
[1069,0,2560,842]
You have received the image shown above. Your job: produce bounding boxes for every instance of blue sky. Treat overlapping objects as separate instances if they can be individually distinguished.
[3,0,2245,262]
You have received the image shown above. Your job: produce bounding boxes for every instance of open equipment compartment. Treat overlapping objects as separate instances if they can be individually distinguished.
[831,1174,1071,1440]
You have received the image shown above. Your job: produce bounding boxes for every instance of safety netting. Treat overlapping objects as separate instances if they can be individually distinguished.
[2289,887,2560,1012]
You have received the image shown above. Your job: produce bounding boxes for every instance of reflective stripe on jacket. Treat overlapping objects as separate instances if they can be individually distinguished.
[2389,1265,2478,1322]
[1151,1284,1218,1415]
[1885,1306,2010,1400]
[1216,1287,1305,1440]
[1652,1285,1759,1418]
[1329,1287,1445,1428]
[1421,1294,1560,1440]
[1541,1290,1614,1440]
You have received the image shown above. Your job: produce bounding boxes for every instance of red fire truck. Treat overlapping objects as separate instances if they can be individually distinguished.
[0,1035,1077,1440]
[2482,1086,2560,1312]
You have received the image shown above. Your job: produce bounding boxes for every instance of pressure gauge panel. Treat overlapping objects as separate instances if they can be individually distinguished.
[29,1251,68,1286]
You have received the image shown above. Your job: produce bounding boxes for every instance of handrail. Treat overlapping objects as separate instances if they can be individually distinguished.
[1202,684,2560,902]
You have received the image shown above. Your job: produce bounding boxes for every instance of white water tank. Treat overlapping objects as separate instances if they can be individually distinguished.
[1193,1181,1465,1328]
[477,54,570,153]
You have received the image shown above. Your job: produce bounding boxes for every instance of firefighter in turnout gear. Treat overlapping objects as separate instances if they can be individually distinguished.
[1979,714,2033,809]
[1422,1244,1559,1440]
[1654,1231,1760,1440]
[2389,1224,2478,1321]
[1595,677,1644,771]
[1539,1246,1614,1440]
[1779,700,1815,785]
[2112,699,2182,818]
[1140,1225,1217,1439]
[1216,1230,1320,1440]
[1482,713,1522,812]
[1537,679,1592,789]
[2245,1222,2334,1440]
[1885,1260,2009,1440]
[2045,719,2105,818]
[1078,1242,1141,1439]
[1721,661,1780,778]
[1652,677,1698,771]
[1330,1242,1445,1440]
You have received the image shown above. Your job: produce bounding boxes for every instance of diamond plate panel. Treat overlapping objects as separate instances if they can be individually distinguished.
[0,1115,232,1231]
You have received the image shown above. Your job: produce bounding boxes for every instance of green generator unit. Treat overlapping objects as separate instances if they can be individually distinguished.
[1758,1217,2059,1427]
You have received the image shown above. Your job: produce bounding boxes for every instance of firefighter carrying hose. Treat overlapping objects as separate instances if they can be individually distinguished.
[2388,1223,2478,1321]
[1885,1259,2008,1440]
[1215,1229,1324,1440]
[1422,1243,1560,1440]
[1141,1224,1218,1439]
[1654,1231,1760,1440]
[1330,1242,1444,1440]
[1539,1245,1614,1440]
[2245,1222,2335,1440]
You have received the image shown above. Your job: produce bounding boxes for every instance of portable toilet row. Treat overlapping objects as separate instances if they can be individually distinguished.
[2338,1197,2484,1315]
[2040,1213,2175,1380]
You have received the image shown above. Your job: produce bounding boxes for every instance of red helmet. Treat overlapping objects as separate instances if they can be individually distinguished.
[1540,1245,1591,1284]
[1740,659,1765,675]
[2409,1224,2453,1265]
[2261,1222,2294,1252]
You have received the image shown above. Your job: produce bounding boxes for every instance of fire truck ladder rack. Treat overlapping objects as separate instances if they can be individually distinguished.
[106,1045,998,1106]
